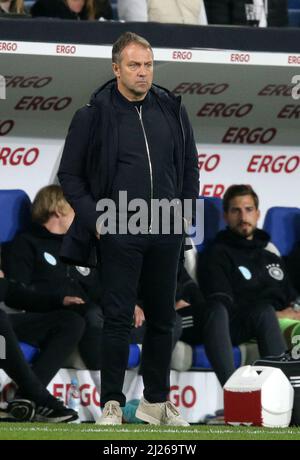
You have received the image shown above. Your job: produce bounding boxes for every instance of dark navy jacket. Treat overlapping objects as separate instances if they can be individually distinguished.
[201,228,297,313]
[58,79,199,267]
[6,224,102,305]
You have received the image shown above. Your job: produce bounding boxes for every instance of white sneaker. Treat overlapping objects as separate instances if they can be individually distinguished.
[136,398,189,426]
[96,400,123,425]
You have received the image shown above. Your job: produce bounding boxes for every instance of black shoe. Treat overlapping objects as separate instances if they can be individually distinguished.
[6,399,36,421]
[256,350,298,363]
[34,396,78,423]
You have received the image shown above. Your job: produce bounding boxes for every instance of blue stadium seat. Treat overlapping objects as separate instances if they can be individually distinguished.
[196,196,225,253]
[128,344,141,368]
[0,189,31,243]
[288,10,300,26]
[192,344,241,369]
[19,341,40,362]
[263,206,300,256]
[288,0,300,8]
[0,190,38,364]
[288,0,300,26]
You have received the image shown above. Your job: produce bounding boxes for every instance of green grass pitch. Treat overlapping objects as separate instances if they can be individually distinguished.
[0,423,300,440]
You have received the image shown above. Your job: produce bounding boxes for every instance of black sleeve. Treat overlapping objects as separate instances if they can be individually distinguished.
[180,104,199,203]
[176,264,204,305]
[58,107,99,234]
[5,235,35,286]
[4,279,63,313]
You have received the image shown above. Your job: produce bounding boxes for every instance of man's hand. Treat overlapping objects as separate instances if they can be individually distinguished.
[134,305,145,328]
[175,299,190,311]
[63,296,85,307]
[0,270,4,278]
[95,220,103,240]
[183,217,191,232]
[276,306,300,321]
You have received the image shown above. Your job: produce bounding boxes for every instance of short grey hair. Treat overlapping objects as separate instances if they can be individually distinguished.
[112,31,153,64]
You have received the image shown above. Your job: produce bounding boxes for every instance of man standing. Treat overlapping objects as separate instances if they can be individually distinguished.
[58,32,199,425]
[200,184,291,388]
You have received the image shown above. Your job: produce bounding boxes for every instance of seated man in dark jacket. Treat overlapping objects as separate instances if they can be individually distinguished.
[199,184,299,388]
[0,271,84,422]
[204,0,288,26]
[5,185,104,372]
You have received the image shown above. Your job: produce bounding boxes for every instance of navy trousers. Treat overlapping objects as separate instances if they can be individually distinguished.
[99,233,183,406]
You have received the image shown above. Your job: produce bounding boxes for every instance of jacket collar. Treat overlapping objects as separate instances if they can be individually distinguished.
[89,78,182,113]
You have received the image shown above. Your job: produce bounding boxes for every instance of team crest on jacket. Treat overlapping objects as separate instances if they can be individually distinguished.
[43,252,57,266]
[76,266,90,276]
[266,264,284,281]
[238,266,252,280]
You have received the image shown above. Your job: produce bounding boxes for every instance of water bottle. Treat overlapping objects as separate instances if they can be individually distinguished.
[122,399,143,424]
[66,378,81,423]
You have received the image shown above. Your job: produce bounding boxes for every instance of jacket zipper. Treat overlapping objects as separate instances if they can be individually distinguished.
[178,105,185,194]
[135,105,153,233]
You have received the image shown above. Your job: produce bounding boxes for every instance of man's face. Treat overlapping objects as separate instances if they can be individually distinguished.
[224,194,260,240]
[112,43,154,101]
[66,0,85,14]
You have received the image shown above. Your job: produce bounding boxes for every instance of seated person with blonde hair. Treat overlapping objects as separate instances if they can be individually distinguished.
[5,185,104,374]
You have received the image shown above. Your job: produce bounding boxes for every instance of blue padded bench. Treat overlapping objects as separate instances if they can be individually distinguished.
[288,0,300,26]
[127,344,141,368]
[21,342,141,369]
[288,0,300,7]
[20,340,243,372]
[288,10,300,26]
[0,189,31,243]
[19,342,40,362]
[196,196,225,253]
[127,343,242,371]
[263,206,300,256]
[192,345,241,369]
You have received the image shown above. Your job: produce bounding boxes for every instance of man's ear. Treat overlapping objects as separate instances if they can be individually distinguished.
[54,207,61,218]
[112,62,120,78]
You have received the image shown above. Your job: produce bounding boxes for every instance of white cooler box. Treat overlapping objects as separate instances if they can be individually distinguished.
[224,365,294,428]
